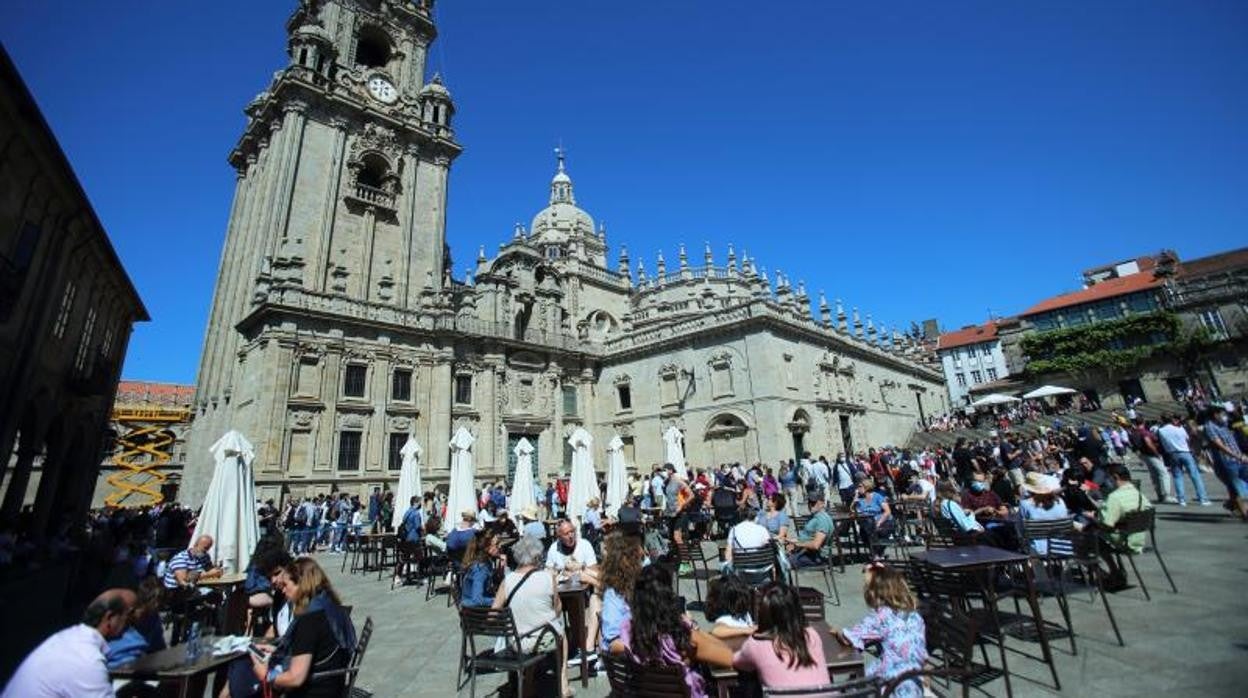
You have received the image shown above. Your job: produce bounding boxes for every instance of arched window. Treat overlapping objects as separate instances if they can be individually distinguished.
[357,154,389,190]
[355,27,391,69]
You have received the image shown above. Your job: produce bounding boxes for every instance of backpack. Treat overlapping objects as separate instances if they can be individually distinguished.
[293,505,308,527]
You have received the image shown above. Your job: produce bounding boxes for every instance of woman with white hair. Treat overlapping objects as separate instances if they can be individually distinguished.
[493,534,569,697]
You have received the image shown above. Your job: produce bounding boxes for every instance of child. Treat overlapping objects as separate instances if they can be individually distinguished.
[704,574,755,638]
[833,563,927,697]
[731,583,829,689]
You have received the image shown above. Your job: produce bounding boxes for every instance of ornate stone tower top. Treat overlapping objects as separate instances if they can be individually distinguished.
[529,148,606,267]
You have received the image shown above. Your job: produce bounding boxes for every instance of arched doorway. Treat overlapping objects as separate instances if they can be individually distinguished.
[787,409,811,461]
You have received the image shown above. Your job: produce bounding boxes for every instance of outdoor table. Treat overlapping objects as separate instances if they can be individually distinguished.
[911,545,1060,695]
[557,579,593,688]
[198,572,249,635]
[354,532,389,572]
[110,643,242,698]
[709,620,865,698]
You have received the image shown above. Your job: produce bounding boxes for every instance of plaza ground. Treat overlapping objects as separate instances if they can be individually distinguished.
[324,469,1248,697]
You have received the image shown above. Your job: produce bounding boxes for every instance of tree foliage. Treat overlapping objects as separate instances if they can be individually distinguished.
[1022,312,1216,378]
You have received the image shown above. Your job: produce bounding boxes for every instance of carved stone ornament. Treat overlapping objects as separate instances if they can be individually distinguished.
[613,420,634,437]
[707,351,732,369]
[339,412,366,429]
[290,410,317,429]
[388,415,412,431]
[658,363,680,378]
[613,373,632,386]
[348,122,404,171]
[517,377,535,408]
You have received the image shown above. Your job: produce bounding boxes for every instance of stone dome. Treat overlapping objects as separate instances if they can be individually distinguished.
[420,73,451,100]
[530,150,594,243]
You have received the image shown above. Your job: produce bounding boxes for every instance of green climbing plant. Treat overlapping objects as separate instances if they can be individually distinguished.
[1021,311,1212,379]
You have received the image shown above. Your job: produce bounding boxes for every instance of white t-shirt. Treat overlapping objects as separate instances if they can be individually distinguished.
[832,460,854,490]
[913,478,936,504]
[808,460,830,486]
[545,537,598,570]
[1157,424,1191,454]
[727,520,771,551]
[3,624,113,698]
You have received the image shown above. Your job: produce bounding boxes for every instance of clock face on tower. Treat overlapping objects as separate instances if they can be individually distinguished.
[366,75,398,104]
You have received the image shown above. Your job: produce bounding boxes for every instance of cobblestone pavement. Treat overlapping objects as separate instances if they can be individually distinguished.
[323,470,1248,698]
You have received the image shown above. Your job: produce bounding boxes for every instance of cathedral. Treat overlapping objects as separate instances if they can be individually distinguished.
[183,0,947,505]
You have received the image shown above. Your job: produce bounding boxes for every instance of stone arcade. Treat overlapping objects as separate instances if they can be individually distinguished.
[184,0,946,504]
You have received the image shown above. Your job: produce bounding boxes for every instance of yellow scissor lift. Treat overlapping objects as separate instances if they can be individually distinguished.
[104,406,191,507]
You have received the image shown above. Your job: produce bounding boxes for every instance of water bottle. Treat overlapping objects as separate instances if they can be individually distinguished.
[185,622,201,665]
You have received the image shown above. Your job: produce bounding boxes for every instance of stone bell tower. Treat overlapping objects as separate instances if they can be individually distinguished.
[184,0,461,503]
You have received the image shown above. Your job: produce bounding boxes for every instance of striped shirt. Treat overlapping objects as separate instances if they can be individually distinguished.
[162,548,211,589]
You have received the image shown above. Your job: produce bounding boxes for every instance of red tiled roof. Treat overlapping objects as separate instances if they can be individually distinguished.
[938,322,997,351]
[1020,273,1162,317]
[115,380,195,408]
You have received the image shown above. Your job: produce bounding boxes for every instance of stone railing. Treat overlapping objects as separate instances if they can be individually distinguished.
[349,183,395,209]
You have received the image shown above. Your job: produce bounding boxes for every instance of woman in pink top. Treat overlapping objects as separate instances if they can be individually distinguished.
[731,584,829,689]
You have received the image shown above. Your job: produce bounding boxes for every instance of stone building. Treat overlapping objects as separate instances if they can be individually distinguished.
[184,0,945,505]
[0,46,148,533]
[935,321,1010,408]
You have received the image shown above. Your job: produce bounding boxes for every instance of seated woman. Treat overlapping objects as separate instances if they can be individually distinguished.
[614,565,733,698]
[460,530,503,607]
[732,583,828,690]
[107,576,167,668]
[852,479,894,550]
[599,532,645,654]
[492,535,569,698]
[935,482,987,538]
[224,557,355,698]
[755,494,790,540]
[243,534,288,635]
[704,574,755,639]
[1019,472,1070,555]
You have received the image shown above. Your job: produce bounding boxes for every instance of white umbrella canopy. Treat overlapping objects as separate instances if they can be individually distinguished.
[970,393,1021,408]
[566,427,596,522]
[192,430,259,573]
[605,435,630,518]
[391,436,423,530]
[1022,385,1078,399]
[663,425,686,472]
[510,437,538,515]
[444,427,476,533]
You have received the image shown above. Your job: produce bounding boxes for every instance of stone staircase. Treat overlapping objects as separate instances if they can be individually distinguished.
[905,400,1187,450]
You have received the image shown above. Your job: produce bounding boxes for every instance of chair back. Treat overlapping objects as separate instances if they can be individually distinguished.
[676,541,707,563]
[601,653,691,697]
[1114,507,1155,537]
[792,515,811,531]
[731,545,779,586]
[924,601,976,675]
[1020,517,1076,558]
[795,586,825,622]
[308,616,372,697]
[763,676,883,696]
[459,606,522,657]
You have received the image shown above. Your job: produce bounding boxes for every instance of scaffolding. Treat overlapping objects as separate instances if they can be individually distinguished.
[103,406,191,507]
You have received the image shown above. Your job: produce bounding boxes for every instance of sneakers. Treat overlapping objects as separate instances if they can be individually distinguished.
[566,650,598,666]
[1177,501,1188,507]
[1198,500,1213,507]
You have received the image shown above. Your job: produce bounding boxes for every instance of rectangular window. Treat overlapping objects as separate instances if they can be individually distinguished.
[986,367,998,381]
[337,431,362,471]
[343,364,367,398]
[74,308,97,373]
[562,385,578,415]
[387,432,407,471]
[955,373,967,387]
[1199,308,1229,340]
[391,369,412,401]
[617,384,632,410]
[981,344,992,357]
[1128,293,1157,313]
[101,325,115,358]
[52,281,77,338]
[455,374,473,405]
[971,370,982,384]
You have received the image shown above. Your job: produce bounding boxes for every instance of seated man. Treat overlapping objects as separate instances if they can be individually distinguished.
[784,491,835,568]
[4,588,136,697]
[162,535,223,590]
[961,472,1009,521]
[546,519,601,664]
[1097,464,1152,591]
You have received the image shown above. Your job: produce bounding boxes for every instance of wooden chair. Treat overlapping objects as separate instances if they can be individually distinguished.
[1107,507,1178,600]
[309,616,373,698]
[601,653,691,697]
[457,607,561,698]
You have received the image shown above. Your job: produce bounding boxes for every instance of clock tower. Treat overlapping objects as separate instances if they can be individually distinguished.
[184,0,461,503]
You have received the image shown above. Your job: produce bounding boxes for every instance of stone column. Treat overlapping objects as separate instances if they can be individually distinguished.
[0,446,38,521]
[367,352,392,474]
[316,348,344,475]
[30,438,72,538]
[310,119,348,292]
[254,339,296,473]
[427,357,453,472]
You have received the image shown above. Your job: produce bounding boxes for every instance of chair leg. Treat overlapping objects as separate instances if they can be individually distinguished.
[1153,546,1178,594]
[1093,567,1125,647]
[829,565,840,606]
[1126,554,1150,601]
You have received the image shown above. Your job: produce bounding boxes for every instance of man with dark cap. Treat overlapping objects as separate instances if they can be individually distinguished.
[3,588,136,697]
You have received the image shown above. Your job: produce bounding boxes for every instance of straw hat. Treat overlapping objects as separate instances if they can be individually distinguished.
[518,506,539,521]
[461,509,478,522]
[1023,472,1060,495]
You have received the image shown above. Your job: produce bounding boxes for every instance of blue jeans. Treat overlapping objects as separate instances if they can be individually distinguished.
[1214,456,1248,498]
[1167,451,1209,503]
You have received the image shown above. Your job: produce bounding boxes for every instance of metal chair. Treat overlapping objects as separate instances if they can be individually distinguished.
[789,532,841,606]
[457,607,561,698]
[674,541,713,608]
[795,585,826,622]
[762,676,885,697]
[882,667,970,698]
[375,535,399,581]
[602,653,691,697]
[309,616,373,698]
[923,598,999,698]
[728,545,781,587]
[1108,507,1178,600]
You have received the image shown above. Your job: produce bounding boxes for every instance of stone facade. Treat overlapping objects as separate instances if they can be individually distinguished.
[0,47,148,531]
[183,0,945,506]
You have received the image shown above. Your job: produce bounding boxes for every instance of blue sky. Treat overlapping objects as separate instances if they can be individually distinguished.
[2,1,1245,384]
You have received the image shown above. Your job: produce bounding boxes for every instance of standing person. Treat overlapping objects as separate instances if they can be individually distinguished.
[3,589,137,698]
[833,564,927,697]
[952,438,975,487]
[778,462,799,513]
[803,454,830,510]
[731,583,829,690]
[1203,405,1248,520]
[832,454,855,507]
[1157,413,1212,506]
[367,487,382,532]
[1131,418,1174,504]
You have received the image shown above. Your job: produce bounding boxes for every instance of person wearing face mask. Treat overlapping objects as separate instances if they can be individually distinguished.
[1203,405,1248,520]
[960,472,1008,521]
